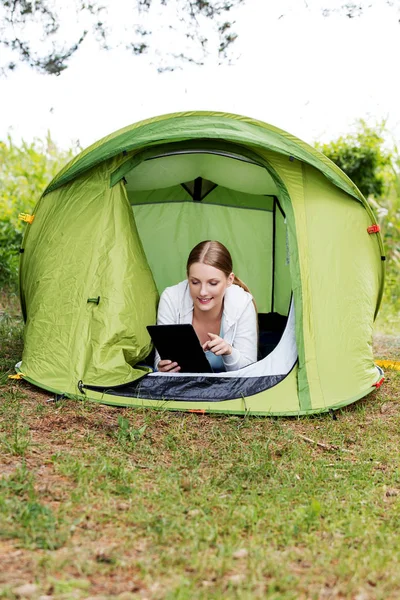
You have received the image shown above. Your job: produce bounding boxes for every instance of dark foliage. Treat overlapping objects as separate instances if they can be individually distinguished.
[0,0,244,75]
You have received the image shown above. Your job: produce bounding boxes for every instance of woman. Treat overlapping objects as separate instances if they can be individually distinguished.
[156,240,258,373]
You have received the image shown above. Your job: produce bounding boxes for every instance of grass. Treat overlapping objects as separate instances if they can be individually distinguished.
[0,290,400,599]
[0,288,23,385]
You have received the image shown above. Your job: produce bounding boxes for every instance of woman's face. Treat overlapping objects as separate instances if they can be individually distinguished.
[188,262,234,315]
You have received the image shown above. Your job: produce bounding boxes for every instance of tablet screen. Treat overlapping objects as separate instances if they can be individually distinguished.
[147,324,213,373]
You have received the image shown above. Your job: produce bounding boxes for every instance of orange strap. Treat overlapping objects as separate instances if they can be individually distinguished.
[18,213,35,224]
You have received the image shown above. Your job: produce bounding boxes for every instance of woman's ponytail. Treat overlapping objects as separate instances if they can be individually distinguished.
[232,275,258,316]
[232,275,251,295]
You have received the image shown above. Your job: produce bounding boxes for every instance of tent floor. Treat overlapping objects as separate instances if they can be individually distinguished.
[83,312,290,400]
[139,311,288,367]
[257,312,288,359]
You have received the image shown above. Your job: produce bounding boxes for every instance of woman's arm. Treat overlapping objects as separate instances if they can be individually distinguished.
[154,288,181,372]
[222,302,258,371]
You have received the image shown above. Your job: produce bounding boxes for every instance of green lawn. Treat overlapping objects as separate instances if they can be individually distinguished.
[1,290,400,600]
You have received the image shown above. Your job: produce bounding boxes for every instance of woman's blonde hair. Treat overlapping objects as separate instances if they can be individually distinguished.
[186,240,251,294]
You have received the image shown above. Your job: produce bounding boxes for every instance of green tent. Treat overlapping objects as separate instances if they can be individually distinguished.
[17,111,385,415]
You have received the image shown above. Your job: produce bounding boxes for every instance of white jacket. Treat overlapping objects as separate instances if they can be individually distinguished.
[156,280,258,372]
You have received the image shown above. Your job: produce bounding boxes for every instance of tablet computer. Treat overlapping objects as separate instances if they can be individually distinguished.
[147,324,212,373]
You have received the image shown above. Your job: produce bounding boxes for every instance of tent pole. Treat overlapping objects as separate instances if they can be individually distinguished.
[271,197,276,314]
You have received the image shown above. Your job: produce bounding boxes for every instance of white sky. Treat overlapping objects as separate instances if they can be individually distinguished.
[1,0,399,151]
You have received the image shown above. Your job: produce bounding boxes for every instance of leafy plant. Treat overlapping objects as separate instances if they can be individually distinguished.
[115,415,147,449]
[315,119,394,199]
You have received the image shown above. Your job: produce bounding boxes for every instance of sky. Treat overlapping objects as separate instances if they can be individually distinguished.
[1,0,399,151]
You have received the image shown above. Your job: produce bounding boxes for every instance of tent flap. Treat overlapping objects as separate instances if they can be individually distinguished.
[20,171,158,392]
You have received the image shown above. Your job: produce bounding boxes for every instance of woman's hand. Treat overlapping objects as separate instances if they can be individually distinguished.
[202,333,232,356]
[157,359,181,373]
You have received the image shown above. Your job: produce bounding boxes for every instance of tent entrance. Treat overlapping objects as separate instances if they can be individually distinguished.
[113,143,293,317]
[83,299,297,401]
[110,143,298,396]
